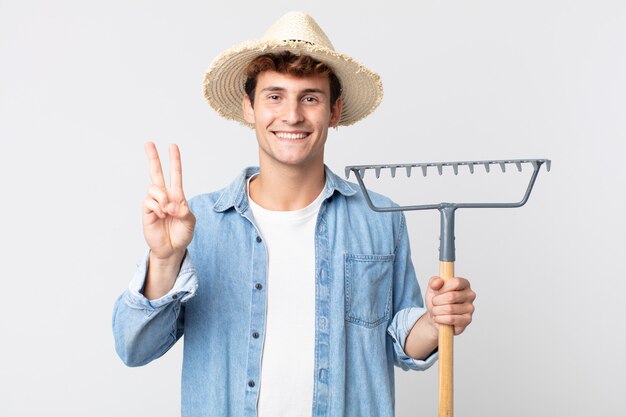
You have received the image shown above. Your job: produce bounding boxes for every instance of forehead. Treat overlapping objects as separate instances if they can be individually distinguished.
[255,70,330,94]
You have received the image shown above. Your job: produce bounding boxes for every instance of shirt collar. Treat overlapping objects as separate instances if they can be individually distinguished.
[212,165,357,213]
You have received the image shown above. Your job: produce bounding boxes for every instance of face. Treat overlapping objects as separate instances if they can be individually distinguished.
[243,70,342,171]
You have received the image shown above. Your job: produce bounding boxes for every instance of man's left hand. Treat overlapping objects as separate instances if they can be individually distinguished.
[424,276,476,336]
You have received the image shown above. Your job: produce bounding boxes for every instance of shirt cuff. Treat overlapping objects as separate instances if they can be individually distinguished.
[388,307,439,371]
[126,249,198,310]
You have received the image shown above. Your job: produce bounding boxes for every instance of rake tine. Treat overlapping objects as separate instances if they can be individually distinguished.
[437,164,443,176]
[390,166,397,178]
[531,161,538,170]
[359,168,366,179]
[345,167,351,179]
[468,163,475,174]
[375,167,382,178]
[406,166,412,177]
[484,162,490,173]
[499,162,506,173]
[546,160,552,172]
[421,165,428,177]
[515,161,522,172]
[453,163,459,175]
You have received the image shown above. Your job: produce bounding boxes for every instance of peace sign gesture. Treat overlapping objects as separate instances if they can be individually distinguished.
[142,142,196,298]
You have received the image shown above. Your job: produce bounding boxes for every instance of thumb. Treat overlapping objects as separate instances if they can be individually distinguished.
[429,276,445,291]
[175,200,196,226]
[165,202,179,215]
[165,200,193,221]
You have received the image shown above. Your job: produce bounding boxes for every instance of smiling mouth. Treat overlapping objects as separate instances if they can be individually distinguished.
[273,131,310,140]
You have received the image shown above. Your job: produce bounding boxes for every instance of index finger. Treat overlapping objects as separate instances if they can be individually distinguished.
[169,144,183,190]
[442,277,471,292]
[145,142,166,187]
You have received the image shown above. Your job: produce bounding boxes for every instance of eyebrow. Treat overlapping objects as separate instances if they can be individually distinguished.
[260,86,327,95]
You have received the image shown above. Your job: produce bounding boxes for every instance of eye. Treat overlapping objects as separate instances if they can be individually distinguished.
[302,96,319,103]
[268,94,280,101]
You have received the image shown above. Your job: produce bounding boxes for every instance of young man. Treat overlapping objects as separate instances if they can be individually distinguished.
[113,11,475,417]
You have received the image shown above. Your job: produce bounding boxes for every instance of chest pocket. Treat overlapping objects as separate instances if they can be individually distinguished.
[344,253,394,328]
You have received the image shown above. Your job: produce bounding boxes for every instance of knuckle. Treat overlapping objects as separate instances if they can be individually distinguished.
[446,292,458,304]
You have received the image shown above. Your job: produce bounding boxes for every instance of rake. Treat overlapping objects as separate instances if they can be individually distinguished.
[345,158,551,417]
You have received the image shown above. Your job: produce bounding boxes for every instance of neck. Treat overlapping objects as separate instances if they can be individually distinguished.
[249,162,326,211]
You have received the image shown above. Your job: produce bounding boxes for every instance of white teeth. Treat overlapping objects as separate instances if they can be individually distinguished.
[275,132,308,140]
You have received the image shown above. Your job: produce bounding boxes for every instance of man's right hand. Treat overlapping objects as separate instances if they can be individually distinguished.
[142,142,196,299]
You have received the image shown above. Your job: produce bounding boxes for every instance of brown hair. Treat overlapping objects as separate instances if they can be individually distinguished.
[244,51,342,107]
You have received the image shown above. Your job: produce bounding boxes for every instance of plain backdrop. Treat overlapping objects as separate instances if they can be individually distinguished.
[1,1,625,416]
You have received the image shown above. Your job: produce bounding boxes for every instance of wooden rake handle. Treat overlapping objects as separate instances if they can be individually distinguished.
[438,261,455,417]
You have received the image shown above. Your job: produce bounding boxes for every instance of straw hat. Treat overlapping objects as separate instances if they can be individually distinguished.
[203,11,383,127]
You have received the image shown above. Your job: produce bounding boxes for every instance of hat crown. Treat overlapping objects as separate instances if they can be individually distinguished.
[260,11,335,50]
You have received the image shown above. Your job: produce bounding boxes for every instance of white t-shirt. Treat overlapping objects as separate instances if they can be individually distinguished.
[248,177,324,417]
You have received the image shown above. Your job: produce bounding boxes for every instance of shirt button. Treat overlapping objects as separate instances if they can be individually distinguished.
[319,368,328,382]
[252,331,260,339]
[255,283,263,290]
[319,317,327,330]
[248,380,255,388]
[256,236,262,243]
[172,294,178,300]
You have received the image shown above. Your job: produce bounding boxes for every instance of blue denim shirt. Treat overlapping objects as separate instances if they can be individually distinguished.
[113,166,437,417]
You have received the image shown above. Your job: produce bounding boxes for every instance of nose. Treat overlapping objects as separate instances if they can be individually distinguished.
[281,98,304,125]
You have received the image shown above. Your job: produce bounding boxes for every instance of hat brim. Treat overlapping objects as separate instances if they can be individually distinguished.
[203,40,383,127]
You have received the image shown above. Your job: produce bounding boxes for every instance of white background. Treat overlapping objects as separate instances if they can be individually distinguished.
[1,1,625,416]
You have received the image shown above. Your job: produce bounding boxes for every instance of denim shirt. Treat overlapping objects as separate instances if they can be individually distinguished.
[113,166,437,417]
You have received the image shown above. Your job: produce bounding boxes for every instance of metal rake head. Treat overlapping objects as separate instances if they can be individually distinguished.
[346,158,551,180]
[345,158,551,261]
[345,158,551,212]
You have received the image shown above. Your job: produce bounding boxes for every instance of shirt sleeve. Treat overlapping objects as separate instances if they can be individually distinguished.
[386,212,438,371]
[387,307,438,371]
[112,249,198,367]
[126,249,198,308]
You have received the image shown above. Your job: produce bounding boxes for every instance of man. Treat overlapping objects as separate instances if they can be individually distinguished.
[113,11,476,417]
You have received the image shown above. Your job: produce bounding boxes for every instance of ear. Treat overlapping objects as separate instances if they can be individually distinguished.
[329,97,343,127]
[242,94,255,124]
